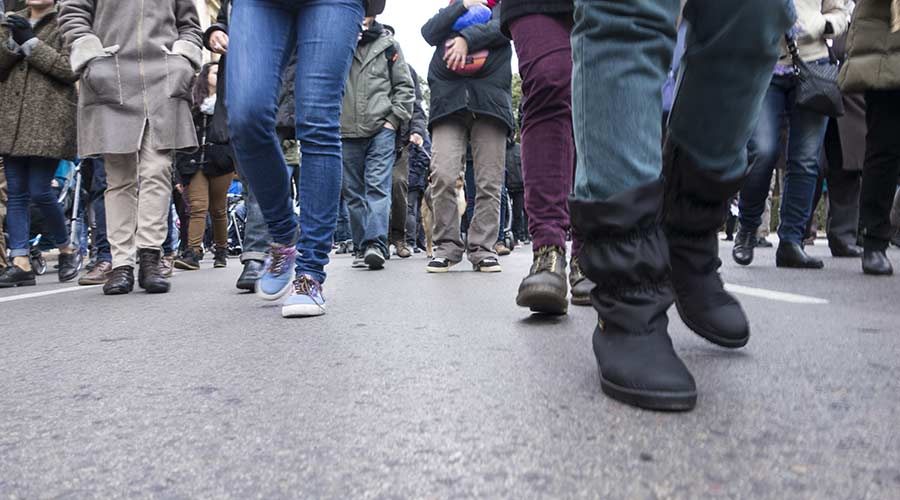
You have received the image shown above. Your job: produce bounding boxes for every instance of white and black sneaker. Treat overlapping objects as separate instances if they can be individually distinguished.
[426,257,455,273]
[364,247,386,270]
[351,251,367,269]
[474,257,502,273]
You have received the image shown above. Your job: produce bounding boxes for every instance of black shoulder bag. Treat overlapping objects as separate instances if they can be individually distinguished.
[785,34,844,117]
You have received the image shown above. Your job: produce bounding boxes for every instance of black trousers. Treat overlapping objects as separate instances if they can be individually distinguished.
[861,90,900,251]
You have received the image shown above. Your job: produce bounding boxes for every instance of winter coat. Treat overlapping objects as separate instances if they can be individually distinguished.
[175,106,235,180]
[408,135,432,191]
[0,7,79,160]
[340,23,414,139]
[500,0,573,37]
[59,0,203,157]
[779,0,849,65]
[505,142,523,192]
[421,0,514,134]
[825,34,867,172]
[204,0,231,145]
[400,64,428,146]
[839,0,900,92]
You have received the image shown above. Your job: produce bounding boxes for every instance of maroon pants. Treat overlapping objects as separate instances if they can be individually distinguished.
[509,14,581,257]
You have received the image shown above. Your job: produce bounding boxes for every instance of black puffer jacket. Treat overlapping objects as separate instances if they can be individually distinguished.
[421,0,514,134]
[175,108,235,180]
[500,0,573,37]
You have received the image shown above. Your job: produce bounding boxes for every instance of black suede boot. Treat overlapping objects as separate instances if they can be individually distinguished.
[662,142,750,348]
[570,180,696,412]
[138,248,171,294]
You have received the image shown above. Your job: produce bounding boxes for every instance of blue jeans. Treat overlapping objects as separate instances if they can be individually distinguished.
[572,0,795,201]
[3,156,70,257]
[738,73,829,244]
[227,0,364,283]
[341,127,397,255]
[334,195,351,243]
[88,158,111,262]
[238,163,302,262]
[162,201,177,255]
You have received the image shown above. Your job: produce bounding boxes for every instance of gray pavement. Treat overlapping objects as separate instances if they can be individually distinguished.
[1,240,899,499]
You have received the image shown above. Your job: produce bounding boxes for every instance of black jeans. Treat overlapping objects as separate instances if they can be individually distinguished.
[860,90,900,251]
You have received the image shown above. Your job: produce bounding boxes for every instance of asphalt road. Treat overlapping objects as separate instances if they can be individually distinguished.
[1,239,899,499]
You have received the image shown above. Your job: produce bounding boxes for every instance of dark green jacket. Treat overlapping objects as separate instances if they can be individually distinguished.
[340,25,415,139]
[839,0,900,92]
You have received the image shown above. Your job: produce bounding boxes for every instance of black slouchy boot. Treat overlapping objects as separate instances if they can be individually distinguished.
[570,180,696,411]
[662,142,749,348]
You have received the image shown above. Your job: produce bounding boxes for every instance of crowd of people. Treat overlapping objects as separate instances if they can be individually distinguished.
[1,0,899,411]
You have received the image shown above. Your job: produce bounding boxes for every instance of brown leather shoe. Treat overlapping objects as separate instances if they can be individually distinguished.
[78,261,113,286]
[160,253,175,277]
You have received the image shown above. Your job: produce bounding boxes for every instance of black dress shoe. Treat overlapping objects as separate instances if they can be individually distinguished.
[776,241,824,269]
[732,230,756,266]
[103,266,135,295]
[829,240,864,258]
[755,237,774,248]
[862,249,893,276]
[236,260,265,291]
[58,252,82,283]
[0,265,37,288]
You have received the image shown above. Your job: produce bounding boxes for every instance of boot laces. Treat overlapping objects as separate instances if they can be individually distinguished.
[533,246,563,274]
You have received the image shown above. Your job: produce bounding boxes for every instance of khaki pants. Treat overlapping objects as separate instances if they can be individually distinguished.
[104,128,173,268]
[186,170,231,252]
[430,114,507,264]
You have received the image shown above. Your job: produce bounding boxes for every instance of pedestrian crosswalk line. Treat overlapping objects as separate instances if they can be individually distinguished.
[724,284,829,305]
[0,285,99,304]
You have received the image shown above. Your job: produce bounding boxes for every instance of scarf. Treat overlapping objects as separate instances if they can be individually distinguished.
[200,95,217,116]
[359,21,384,46]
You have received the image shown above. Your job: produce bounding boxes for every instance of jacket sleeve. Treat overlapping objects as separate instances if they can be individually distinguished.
[386,43,415,131]
[459,7,508,52]
[173,0,203,69]
[421,0,468,47]
[58,0,106,73]
[821,0,849,40]
[0,27,22,77]
[24,36,80,85]
[203,0,229,51]
[409,66,428,138]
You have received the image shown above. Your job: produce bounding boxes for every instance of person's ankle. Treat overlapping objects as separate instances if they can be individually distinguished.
[59,246,75,255]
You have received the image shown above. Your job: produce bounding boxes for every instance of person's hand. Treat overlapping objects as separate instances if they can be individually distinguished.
[383,121,396,131]
[409,133,424,147]
[443,36,469,72]
[5,15,35,45]
[175,183,184,193]
[209,30,229,55]
[463,0,488,8]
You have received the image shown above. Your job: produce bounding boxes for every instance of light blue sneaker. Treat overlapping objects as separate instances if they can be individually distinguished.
[282,275,326,317]
[256,243,297,301]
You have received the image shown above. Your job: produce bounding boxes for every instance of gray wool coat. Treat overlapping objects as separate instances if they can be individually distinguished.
[58,0,203,157]
[0,7,79,160]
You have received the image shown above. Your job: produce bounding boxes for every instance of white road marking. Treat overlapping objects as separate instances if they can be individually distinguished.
[0,285,99,304]
[724,283,829,305]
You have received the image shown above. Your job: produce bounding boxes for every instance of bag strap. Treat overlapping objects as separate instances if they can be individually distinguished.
[784,33,802,76]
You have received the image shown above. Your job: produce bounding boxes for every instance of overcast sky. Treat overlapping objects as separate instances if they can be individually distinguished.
[381,1,518,78]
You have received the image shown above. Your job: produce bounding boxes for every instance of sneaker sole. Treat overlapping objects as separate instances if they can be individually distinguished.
[599,372,696,412]
[365,253,386,270]
[475,266,502,273]
[282,303,327,318]
[570,294,592,306]
[256,269,296,302]
[673,297,749,349]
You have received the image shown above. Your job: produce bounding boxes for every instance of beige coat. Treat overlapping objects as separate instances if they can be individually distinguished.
[839,0,900,92]
[779,0,850,64]
[0,7,79,160]
[58,0,202,157]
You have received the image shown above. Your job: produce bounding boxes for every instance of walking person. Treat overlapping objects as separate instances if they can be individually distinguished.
[174,62,235,271]
[422,0,514,274]
[732,1,850,269]
[389,63,428,260]
[77,158,114,285]
[568,0,794,410]
[342,18,415,271]
[501,0,595,314]
[59,0,202,296]
[0,0,81,288]
[839,0,900,275]
[226,0,380,317]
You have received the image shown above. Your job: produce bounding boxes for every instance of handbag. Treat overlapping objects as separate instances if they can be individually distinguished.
[785,34,844,117]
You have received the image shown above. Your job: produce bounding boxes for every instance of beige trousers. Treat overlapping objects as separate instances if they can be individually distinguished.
[104,128,173,268]
[430,114,507,264]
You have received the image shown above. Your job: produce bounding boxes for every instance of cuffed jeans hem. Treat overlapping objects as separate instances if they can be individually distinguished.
[9,248,31,258]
